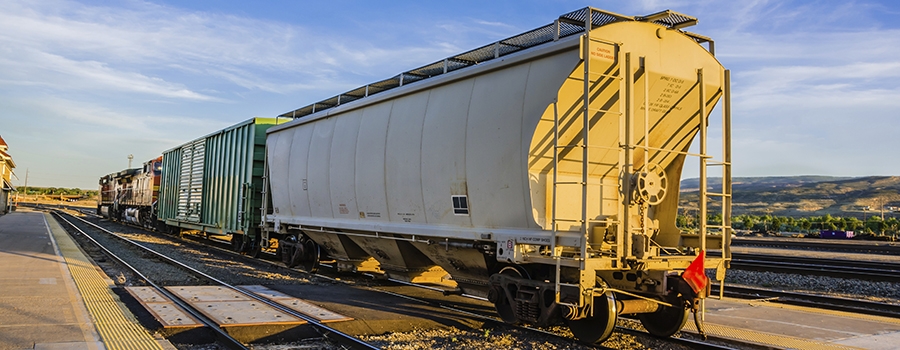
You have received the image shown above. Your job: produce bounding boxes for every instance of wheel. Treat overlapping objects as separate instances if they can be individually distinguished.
[231,234,244,252]
[248,235,261,259]
[285,236,304,268]
[633,162,668,205]
[493,266,527,324]
[638,300,688,337]
[565,291,617,345]
[300,238,320,273]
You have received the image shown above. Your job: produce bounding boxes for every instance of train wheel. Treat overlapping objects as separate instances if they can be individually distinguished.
[286,236,304,268]
[638,299,688,337]
[248,235,261,258]
[300,238,320,273]
[565,291,617,345]
[231,234,244,252]
[493,266,529,324]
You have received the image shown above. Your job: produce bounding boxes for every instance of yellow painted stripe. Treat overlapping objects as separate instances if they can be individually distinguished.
[683,321,862,350]
[48,213,165,350]
[744,299,900,325]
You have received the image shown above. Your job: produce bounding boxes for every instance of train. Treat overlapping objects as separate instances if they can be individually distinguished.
[98,156,161,228]
[97,7,732,344]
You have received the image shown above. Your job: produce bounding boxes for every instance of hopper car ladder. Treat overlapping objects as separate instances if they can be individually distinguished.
[549,12,629,308]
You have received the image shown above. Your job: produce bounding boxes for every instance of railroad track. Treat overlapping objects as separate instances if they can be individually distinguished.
[730,252,900,282]
[716,284,900,319]
[732,237,900,255]
[372,278,737,350]
[51,208,744,350]
[52,210,377,350]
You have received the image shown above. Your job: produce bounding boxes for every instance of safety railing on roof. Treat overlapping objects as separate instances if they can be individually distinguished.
[279,7,702,119]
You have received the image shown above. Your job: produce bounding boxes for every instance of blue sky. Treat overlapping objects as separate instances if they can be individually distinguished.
[2,0,899,189]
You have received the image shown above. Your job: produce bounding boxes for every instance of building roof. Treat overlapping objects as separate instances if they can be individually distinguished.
[0,146,14,169]
[0,135,7,148]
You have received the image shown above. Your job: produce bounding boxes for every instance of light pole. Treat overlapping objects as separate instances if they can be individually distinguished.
[863,206,870,233]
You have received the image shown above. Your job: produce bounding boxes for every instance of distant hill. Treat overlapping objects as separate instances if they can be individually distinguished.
[680,176,852,191]
[679,176,900,218]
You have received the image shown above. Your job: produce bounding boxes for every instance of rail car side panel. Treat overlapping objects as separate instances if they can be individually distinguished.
[385,92,429,224]
[307,118,335,218]
[329,110,363,220]
[464,64,530,229]
[354,103,393,222]
[287,125,313,218]
[420,80,474,226]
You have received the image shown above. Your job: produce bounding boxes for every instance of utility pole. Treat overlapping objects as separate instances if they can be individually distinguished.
[23,168,28,199]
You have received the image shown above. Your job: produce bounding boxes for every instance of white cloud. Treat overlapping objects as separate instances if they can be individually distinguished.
[0,47,218,101]
[0,0,472,99]
[6,95,228,134]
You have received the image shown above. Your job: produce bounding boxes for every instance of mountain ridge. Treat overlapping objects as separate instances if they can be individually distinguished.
[678,175,900,218]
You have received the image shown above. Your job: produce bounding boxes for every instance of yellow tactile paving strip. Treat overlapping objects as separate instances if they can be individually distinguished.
[47,213,165,350]
[683,317,862,350]
[745,299,900,325]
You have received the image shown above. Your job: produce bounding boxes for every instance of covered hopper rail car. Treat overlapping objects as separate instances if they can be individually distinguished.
[98,7,732,344]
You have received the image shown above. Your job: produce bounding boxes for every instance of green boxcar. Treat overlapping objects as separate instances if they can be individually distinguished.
[158,117,288,251]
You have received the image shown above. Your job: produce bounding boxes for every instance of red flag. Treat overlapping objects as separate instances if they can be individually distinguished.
[682,250,709,294]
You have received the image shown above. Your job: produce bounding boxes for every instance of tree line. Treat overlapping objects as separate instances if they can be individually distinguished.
[19,187,98,197]
[677,213,900,237]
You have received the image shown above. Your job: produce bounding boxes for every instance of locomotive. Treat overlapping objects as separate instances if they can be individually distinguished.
[98,156,161,228]
[99,7,732,344]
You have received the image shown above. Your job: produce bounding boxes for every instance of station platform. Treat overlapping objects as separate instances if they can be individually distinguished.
[684,295,900,350]
[0,209,173,350]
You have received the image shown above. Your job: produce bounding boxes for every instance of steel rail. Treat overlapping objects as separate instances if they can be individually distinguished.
[54,210,378,350]
[732,252,900,271]
[730,252,900,282]
[376,278,737,350]
[731,237,900,255]
[50,211,250,350]
[714,284,900,319]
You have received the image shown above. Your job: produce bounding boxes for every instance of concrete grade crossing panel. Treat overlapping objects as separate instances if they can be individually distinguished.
[166,286,306,327]
[125,286,202,328]
[240,285,353,323]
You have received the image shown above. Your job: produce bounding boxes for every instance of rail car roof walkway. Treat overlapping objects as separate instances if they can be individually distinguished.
[0,209,174,350]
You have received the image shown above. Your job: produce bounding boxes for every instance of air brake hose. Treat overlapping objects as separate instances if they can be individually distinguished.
[693,306,707,340]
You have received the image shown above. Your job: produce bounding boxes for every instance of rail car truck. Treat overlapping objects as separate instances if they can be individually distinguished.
[261,7,733,344]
